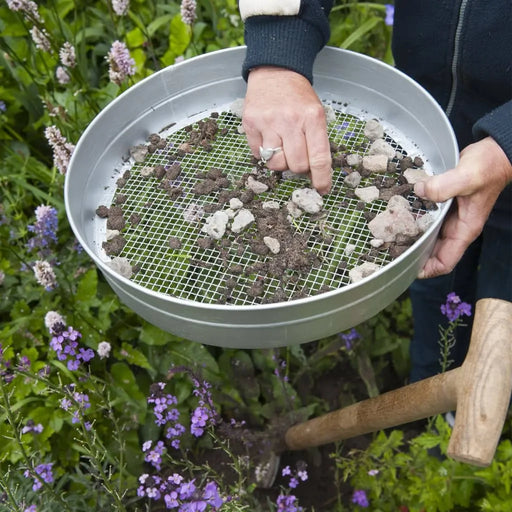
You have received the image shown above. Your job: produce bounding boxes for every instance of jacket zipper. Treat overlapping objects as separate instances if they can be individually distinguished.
[445,0,469,117]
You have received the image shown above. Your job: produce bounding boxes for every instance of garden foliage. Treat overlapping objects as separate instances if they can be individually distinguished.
[1,1,511,511]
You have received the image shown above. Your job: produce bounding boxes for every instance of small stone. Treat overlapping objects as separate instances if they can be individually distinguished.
[344,171,361,188]
[201,210,229,240]
[388,195,411,211]
[229,197,244,210]
[263,236,281,254]
[404,168,430,184]
[130,145,148,162]
[246,176,269,194]
[231,208,255,233]
[345,243,356,257]
[168,237,182,250]
[368,139,395,159]
[140,166,154,178]
[286,201,303,218]
[354,185,380,203]
[106,229,120,241]
[368,206,420,243]
[417,212,435,233]
[362,154,389,173]
[262,200,280,210]
[291,188,324,214]
[229,98,245,118]
[364,119,384,141]
[370,238,385,248]
[349,262,381,283]
[323,104,336,124]
[346,154,363,167]
[106,256,133,279]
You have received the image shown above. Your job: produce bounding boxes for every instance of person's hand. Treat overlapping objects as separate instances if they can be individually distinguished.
[415,136,512,279]
[242,66,332,194]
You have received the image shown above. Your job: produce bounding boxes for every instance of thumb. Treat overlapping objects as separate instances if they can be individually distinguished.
[414,170,469,203]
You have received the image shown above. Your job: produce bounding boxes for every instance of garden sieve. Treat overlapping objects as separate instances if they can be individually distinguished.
[65,47,458,349]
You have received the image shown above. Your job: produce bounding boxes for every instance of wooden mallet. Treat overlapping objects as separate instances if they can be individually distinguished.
[285,298,512,466]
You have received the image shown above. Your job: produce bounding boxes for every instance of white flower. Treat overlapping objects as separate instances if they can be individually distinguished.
[30,26,51,52]
[112,0,129,16]
[59,42,76,68]
[44,311,65,331]
[32,260,57,290]
[56,66,70,84]
[97,341,112,359]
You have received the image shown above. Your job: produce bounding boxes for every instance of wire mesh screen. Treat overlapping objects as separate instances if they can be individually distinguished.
[98,101,436,305]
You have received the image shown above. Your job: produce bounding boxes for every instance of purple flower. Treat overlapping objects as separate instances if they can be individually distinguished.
[24,506,37,512]
[351,489,369,508]
[190,406,210,437]
[21,420,43,435]
[339,328,361,350]
[143,440,165,470]
[106,40,136,85]
[24,463,54,491]
[276,494,301,512]
[440,292,472,322]
[0,100,6,112]
[385,5,394,26]
[49,324,92,370]
[27,205,58,253]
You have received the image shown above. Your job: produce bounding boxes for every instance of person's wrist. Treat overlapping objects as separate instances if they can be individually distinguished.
[483,136,512,185]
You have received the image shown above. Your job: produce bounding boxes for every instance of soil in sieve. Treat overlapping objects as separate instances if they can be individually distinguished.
[96,107,438,305]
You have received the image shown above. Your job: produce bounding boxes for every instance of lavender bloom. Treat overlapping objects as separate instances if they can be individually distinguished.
[56,66,70,84]
[276,494,302,512]
[21,420,44,435]
[97,341,112,359]
[441,292,472,322]
[6,0,41,21]
[32,260,57,291]
[180,0,197,26]
[0,100,7,112]
[27,205,58,253]
[30,26,51,52]
[49,323,94,370]
[24,506,37,512]
[142,440,166,470]
[59,42,76,67]
[44,126,75,175]
[385,4,395,26]
[339,328,361,350]
[44,310,65,332]
[351,489,369,508]
[23,463,54,491]
[112,0,129,16]
[107,40,136,85]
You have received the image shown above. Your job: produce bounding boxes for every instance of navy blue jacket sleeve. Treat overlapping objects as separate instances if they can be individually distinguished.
[240,0,333,83]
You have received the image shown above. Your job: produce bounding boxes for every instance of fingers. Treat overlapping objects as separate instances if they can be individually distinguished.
[242,67,332,193]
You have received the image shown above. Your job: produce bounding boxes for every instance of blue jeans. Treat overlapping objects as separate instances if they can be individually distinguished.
[409,184,512,382]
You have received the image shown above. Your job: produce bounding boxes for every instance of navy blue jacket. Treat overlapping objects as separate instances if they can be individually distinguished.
[240,0,512,165]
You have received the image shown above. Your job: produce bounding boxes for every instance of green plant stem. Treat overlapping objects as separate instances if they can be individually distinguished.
[0,378,74,511]
[0,470,22,512]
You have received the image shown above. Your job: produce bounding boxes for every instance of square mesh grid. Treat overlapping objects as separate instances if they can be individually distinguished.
[103,102,433,305]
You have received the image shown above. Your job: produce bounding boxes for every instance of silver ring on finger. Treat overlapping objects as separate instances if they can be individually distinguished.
[259,146,282,164]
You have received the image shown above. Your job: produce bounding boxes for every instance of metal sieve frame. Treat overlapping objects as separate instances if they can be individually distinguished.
[65,46,458,349]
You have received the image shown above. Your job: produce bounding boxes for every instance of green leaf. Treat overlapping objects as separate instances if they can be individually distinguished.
[75,268,99,304]
[340,17,382,49]
[147,14,174,37]
[115,342,154,372]
[139,323,179,346]
[169,14,191,57]
[126,27,146,48]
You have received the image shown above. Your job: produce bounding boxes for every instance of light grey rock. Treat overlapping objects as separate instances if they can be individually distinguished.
[404,167,430,184]
[247,175,269,194]
[370,238,385,248]
[363,119,384,141]
[368,139,395,159]
[368,206,420,242]
[323,104,336,124]
[388,195,411,211]
[417,212,435,233]
[229,197,244,210]
[286,200,303,218]
[344,171,361,188]
[354,185,380,203]
[362,154,388,173]
[262,200,280,210]
[201,210,229,239]
[106,257,133,279]
[229,98,245,118]
[231,208,255,233]
[263,236,281,254]
[140,166,154,177]
[129,145,148,163]
[291,187,324,214]
[349,262,381,283]
[106,229,120,241]
[346,153,363,167]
